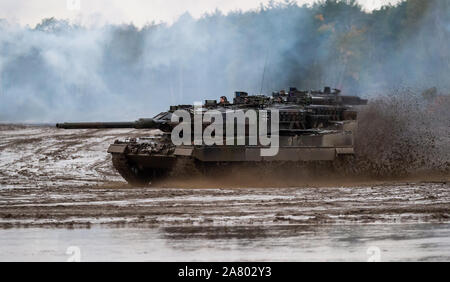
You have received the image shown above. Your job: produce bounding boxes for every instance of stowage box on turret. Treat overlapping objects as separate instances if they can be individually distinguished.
[56,87,367,185]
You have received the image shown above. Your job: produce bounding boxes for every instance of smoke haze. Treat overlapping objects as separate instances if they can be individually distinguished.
[0,0,449,122]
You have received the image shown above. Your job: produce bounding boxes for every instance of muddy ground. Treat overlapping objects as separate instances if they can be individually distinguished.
[0,125,448,229]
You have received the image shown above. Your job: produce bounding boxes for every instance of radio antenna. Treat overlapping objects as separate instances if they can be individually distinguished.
[259,51,269,95]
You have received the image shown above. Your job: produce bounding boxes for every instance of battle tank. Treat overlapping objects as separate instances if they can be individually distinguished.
[57,87,367,185]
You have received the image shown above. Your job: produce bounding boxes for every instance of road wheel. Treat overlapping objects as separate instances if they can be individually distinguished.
[111,153,152,186]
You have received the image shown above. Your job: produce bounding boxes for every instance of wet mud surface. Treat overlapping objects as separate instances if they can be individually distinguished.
[0,182,449,228]
[0,125,449,228]
[0,125,449,261]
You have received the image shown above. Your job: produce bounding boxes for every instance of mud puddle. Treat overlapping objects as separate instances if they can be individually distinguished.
[1,224,449,261]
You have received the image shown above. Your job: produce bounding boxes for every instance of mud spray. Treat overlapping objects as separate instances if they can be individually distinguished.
[354,89,450,177]
[161,89,450,188]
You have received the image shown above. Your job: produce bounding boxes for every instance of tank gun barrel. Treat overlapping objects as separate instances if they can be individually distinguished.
[56,118,163,129]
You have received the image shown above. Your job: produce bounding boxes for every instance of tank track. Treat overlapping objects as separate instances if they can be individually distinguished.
[111,153,152,186]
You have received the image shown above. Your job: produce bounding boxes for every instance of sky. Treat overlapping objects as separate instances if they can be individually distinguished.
[1,0,402,27]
